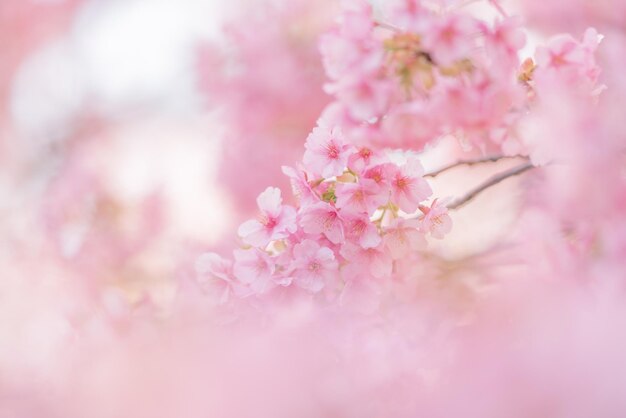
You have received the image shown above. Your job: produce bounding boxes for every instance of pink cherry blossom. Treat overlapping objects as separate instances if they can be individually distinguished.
[289,239,338,292]
[483,17,526,63]
[303,126,353,178]
[281,165,320,206]
[422,14,477,66]
[326,76,392,121]
[383,0,429,32]
[381,100,441,150]
[419,199,453,239]
[536,34,586,70]
[362,163,395,195]
[195,252,235,304]
[390,157,432,213]
[340,241,393,280]
[535,28,603,87]
[342,211,381,249]
[383,218,426,259]
[238,187,296,247]
[232,248,275,294]
[335,178,386,215]
[299,201,345,244]
[347,145,381,173]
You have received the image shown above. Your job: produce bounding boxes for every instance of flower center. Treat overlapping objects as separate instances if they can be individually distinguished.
[395,177,409,190]
[351,220,366,235]
[308,261,321,272]
[323,212,337,230]
[262,215,278,229]
[326,142,340,160]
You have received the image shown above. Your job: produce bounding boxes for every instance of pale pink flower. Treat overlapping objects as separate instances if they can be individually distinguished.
[290,239,338,292]
[419,199,453,239]
[390,158,432,213]
[536,34,584,69]
[320,31,368,80]
[303,126,353,178]
[299,201,345,244]
[536,28,602,86]
[232,248,275,294]
[238,187,297,247]
[340,242,393,279]
[338,0,374,41]
[383,218,426,259]
[281,165,320,206]
[423,14,477,65]
[483,17,526,62]
[195,252,241,304]
[342,211,381,249]
[383,0,429,32]
[326,76,392,121]
[381,101,441,150]
[319,1,380,80]
[347,145,381,173]
[362,163,396,196]
[335,178,386,215]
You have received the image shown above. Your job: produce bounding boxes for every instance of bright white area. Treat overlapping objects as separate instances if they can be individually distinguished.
[11,0,227,137]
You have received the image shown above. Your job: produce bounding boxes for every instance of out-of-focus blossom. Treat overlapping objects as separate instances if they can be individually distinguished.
[198,0,334,217]
[238,187,296,247]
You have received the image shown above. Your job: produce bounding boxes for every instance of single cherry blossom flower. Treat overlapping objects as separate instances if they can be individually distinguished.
[303,126,353,178]
[362,163,395,197]
[390,157,432,213]
[195,252,236,304]
[299,201,345,244]
[535,28,602,87]
[483,17,526,62]
[383,0,429,32]
[238,187,297,248]
[326,76,391,121]
[232,248,275,294]
[423,14,477,66]
[282,165,320,206]
[381,101,441,150]
[347,145,381,173]
[419,199,453,239]
[335,178,387,215]
[342,211,381,249]
[340,241,393,280]
[383,218,426,259]
[289,239,338,292]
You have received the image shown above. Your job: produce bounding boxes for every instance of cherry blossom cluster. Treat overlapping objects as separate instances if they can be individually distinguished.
[318,0,603,157]
[195,0,606,302]
[198,121,451,299]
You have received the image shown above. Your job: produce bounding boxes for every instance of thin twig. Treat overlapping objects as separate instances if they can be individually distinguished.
[374,21,402,33]
[424,155,528,178]
[447,162,534,210]
[488,0,509,18]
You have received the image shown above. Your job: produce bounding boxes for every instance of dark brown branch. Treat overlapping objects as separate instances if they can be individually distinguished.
[425,155,528,178]
[447,162,535,210]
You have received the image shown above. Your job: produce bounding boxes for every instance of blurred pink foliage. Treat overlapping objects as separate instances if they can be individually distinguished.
[2,0,626,417]
[197,0,335,216]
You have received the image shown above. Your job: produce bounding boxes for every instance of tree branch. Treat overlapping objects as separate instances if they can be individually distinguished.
[447,162,535,210]
[488,0,509,18]
[374,21,402,33]
[425,155,528,178]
